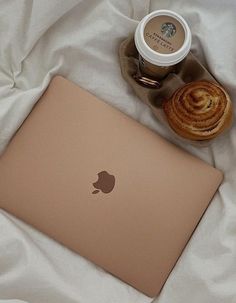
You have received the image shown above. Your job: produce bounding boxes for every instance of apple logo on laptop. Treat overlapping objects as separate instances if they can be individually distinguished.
[92,171,115,194]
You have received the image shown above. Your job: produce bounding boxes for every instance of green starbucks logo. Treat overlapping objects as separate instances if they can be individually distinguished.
[161,22,176,38]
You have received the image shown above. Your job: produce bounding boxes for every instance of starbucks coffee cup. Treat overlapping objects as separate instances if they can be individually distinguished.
[135,10,192,80]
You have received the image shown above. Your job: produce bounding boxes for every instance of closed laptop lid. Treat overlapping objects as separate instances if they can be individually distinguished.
[0,76,222,297]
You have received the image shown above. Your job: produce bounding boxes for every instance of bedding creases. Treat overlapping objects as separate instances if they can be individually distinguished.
[0,0,236,303]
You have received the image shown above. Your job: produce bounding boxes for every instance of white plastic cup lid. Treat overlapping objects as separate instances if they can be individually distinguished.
[135,10,192,67]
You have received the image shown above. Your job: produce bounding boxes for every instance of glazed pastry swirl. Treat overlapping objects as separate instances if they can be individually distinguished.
[163,81,233,140]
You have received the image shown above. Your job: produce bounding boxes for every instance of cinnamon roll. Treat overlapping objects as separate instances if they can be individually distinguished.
[163,81,233,140]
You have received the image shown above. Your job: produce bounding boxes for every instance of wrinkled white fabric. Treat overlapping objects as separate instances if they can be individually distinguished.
[0,0,235,302]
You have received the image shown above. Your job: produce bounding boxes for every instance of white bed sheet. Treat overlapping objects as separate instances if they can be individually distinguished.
[0,1,236,302]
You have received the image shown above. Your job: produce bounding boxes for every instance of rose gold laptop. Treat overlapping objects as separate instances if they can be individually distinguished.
[0,76,222,297]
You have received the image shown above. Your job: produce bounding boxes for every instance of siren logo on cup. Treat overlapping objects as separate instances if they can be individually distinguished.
[161,22,176,38]
[144,16,185,54]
